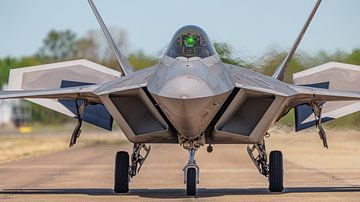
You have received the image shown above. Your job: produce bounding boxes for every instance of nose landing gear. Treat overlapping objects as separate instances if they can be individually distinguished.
[183,149,199,196]
[179,135,204,196]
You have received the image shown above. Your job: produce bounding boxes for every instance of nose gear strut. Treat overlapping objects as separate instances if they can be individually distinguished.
[183,148,199,195]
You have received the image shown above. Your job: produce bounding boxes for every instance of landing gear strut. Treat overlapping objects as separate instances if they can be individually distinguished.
[130,143,151,178]
[183,149,199,196]
[69,100,88,147]
[310,102,328,148]
[247,139,269,176]
[247,139,284,192]
[113,143,151,193]
[180,135,203,196]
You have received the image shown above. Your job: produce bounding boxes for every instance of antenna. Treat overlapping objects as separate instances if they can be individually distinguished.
[87,0,133,76]
[272,0,322,81]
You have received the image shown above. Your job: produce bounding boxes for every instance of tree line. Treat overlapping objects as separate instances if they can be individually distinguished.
[1,29,360,128]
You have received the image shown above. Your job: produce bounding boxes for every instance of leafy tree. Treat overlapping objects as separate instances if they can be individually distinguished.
[213,42,244,66]
[37,30,77,61]
[74,35,99,60]
[0,57,43,89]
[346,49,360,65]
[128,51,159,70]
[257,49,305,84]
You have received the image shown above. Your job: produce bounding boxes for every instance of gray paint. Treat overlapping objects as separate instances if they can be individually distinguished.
[2,6,360,145]
[4,54,360,145]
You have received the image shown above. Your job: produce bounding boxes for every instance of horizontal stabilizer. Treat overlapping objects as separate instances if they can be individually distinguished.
[6,59,120,130]
[293,62,360,131]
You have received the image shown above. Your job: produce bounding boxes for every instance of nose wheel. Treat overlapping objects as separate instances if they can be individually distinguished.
[183,149,199,196]
[186,167,197,195]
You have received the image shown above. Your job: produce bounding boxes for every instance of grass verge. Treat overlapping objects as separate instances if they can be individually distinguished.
[0,130,127,164]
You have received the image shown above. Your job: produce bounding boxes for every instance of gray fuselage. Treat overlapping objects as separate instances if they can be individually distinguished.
[148,54,234,139]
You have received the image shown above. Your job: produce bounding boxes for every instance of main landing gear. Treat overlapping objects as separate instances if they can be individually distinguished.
[113,137,283,194]
[247,139,284,192]
[114,143,151,193]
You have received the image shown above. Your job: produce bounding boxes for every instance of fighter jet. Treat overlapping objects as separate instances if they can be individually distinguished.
[2,0,360,195]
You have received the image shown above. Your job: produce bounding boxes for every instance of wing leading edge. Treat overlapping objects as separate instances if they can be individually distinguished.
[287,85,360,107]
[0,85,101,102]
[0,84,116,130]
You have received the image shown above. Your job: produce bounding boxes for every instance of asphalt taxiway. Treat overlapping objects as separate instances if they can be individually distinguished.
[1,130,360,201]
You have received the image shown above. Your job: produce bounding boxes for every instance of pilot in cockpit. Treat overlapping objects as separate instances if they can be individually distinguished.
[165,25,215,60]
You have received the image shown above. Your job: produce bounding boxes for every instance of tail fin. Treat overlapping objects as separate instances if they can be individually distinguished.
[272,0,322,81]
[87,0,134,76]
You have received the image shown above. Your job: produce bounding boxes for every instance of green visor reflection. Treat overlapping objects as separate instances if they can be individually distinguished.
[184,36,196,48]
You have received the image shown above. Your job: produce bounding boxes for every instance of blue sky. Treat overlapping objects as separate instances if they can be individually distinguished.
[1,0,360,58]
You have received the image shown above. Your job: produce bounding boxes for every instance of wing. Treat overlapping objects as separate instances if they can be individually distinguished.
[226,64,360,106]
[7,59,120,118]
[291,62,360,131]
[287,85,360,108]
[0,85,116,130]
[0,83,116,131]
[231,65,360,131]
[1,63,178,143]
[0,85,100,103]
[208,64,360,144]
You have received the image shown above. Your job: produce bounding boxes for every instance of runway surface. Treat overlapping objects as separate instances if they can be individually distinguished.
[1,137,360,201]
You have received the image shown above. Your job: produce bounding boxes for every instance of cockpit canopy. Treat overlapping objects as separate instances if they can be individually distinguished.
[165,25,216,59]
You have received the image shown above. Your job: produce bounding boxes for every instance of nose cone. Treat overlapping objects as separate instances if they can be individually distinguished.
[152,92,229,139]
[158,75,213,99]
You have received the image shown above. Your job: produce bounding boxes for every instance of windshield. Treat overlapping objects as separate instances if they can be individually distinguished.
[165,25,216,59]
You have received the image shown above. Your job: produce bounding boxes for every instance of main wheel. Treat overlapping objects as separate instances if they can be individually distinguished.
[114,151,129,193]
[186,168,197,196]
[268,150,284,192]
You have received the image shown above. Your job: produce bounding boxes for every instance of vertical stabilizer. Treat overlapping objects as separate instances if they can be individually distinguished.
[87,0,134,76]
[272,0,322,81]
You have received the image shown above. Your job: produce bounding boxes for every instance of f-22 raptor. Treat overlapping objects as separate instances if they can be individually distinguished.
[2,0,359,195]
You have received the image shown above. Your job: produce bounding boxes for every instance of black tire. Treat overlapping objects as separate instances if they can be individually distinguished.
[114,151,129,193]
[186,168,197,196]
[269,150,284,192]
